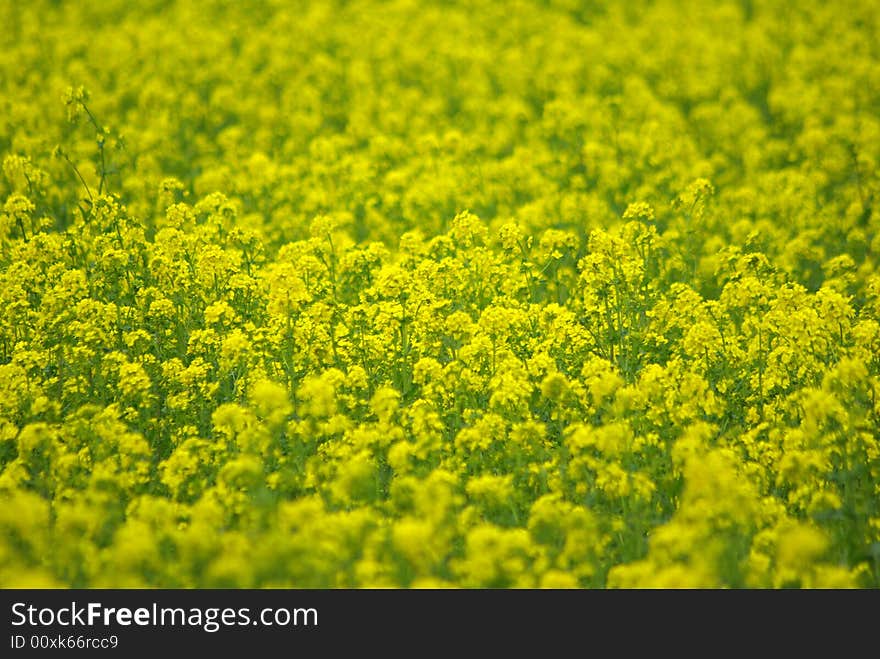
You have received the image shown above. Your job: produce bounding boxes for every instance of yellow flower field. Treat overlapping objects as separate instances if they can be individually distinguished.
[1,0,878,588]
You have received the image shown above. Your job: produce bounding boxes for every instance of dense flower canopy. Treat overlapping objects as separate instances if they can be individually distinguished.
[1,0,879,587]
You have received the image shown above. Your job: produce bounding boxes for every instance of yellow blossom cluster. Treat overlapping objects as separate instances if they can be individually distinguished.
[1,0,879,588]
